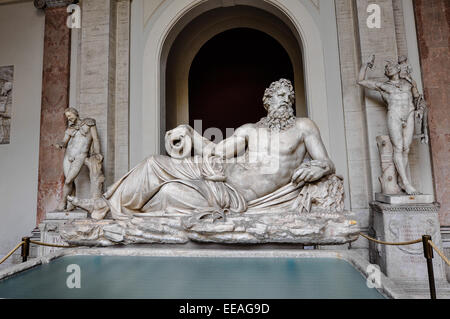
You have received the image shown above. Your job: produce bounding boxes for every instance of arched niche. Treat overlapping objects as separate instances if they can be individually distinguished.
[140,0,330,158]
[165,6,305,136]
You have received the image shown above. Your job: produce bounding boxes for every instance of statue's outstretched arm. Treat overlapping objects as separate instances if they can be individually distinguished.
[189,127,216,156]
[292,119,335,184]
[357,55,383,91]
[358,79,384,91]
[304,121,335,173]
[55,130,71,149]
[211,126,247,159]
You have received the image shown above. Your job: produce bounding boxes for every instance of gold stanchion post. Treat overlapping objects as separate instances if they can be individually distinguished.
[21,237,30,263]
[422,235,436,299]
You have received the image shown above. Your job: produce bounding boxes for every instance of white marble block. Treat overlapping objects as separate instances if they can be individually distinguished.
[37,210,87,257]
[369,202,446,284]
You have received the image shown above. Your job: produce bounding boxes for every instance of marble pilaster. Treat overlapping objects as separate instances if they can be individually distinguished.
[355,0,399,198]
[335,0,372,216]
[114,0,131,179]
[36,5,72,224]
[77,0,130,196]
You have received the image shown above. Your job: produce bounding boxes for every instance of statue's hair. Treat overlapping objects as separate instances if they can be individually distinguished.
[384,61,401,75]
[263,79,295,110]
[64,107,79,117]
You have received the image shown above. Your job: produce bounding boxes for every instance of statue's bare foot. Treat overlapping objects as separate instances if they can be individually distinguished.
[404,184,420,195]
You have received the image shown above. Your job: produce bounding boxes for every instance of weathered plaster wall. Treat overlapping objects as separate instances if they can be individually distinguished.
[414,0,450,227]
[0,3,45,269]
[36,6,71,226]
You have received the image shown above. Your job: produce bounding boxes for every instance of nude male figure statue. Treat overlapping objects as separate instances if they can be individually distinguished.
[55,108,104,211]
[69,79,336,220]
[358,55,421,195]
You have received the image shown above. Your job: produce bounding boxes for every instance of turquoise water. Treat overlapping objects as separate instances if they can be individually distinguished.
[0,256,385,299]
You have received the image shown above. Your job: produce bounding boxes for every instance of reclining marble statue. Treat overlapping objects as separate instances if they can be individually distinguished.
[61,79,358,245]
[55,107,105,211]
[358,55,428,196]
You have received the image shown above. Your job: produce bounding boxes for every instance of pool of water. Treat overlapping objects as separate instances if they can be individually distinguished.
[0,256,385,299]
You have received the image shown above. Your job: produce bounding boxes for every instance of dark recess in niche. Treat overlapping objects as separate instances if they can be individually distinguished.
[189,28,295,140]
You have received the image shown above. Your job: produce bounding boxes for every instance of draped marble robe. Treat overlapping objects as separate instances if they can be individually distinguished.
[90,154,316,221]
[101,155,246,220]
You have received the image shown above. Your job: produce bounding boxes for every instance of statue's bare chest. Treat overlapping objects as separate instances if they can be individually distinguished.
[247,128,302,156]
[67,123,93,147]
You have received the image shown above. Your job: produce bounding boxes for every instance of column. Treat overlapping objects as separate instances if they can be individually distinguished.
[36,0,75,225]
[77,0,130,195]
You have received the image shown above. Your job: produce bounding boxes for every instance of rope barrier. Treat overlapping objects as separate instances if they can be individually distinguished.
[359,232,449,266]
[0,241,24,265]
[29,240,75,249]
[428,240,450,267]
[359,232,422,246]
[0,239,77,265]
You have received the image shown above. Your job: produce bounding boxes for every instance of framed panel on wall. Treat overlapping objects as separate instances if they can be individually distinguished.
[0,65,13,144]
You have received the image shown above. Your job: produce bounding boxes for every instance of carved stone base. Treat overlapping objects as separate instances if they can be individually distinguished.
[45,210,88,220]
[37,210,87,257]
[369,202,446,283]
[59,210,360,246]
[375,193,434,205]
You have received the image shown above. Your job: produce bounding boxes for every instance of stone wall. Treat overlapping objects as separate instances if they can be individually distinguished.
[413,0,450,227]
[0,2,45,270]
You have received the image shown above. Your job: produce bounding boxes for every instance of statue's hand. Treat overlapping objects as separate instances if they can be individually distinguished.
[421,134,429,145]
[53,142,65,150]
[292,165,326,184]
[202,144,215,158]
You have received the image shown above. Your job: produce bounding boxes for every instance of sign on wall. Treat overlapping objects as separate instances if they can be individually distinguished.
[0,65,13,144]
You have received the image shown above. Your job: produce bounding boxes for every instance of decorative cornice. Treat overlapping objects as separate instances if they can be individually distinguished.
[34,0,78,9]
[370,201,440,213]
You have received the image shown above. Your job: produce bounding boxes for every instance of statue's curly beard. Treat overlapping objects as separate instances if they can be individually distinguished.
[259,104,296,131]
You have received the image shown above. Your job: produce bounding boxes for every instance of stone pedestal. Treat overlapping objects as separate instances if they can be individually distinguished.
[38,210,87,257]
[375,193,434,205]
[369,201,446,284]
